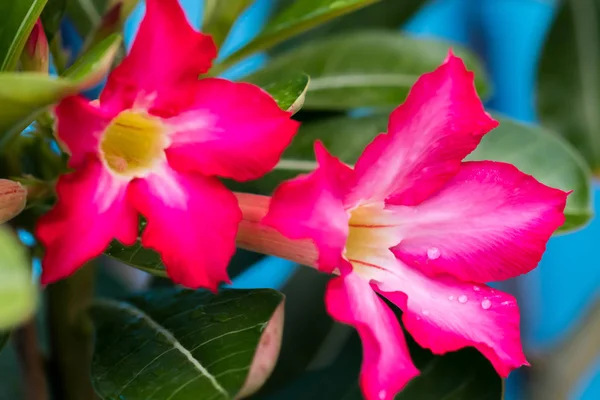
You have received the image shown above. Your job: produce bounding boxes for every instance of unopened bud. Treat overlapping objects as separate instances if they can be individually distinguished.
[21,19,49,72]
[0,180,27,224]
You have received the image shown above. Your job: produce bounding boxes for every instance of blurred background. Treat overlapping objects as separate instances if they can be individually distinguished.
[10,0,596,399]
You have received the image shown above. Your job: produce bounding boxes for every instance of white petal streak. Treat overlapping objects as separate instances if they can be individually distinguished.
[94,166,130,213]
[142,163,188,209]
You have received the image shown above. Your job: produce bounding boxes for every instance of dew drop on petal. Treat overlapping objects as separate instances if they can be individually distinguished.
[501,301,511,306]
[473,286,480,292]
[379,390,387,400]
[458,295,468,304]
[481,299,492,310]
[448,295,455,301]
[427,247,440,260]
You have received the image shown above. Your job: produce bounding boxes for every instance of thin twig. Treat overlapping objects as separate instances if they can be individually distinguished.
[14,320,49,400]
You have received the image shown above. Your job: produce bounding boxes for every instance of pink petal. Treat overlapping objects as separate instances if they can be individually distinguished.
[100,0,216,110]
[326,273,419,400]
[54,96,114,168]
[391,161,568,283]
[164,78,299,181]
[263,142,352,273]
[127,164,240,290]
[372,262,528,378]
[348,53,498,206]
[36,157,137,284]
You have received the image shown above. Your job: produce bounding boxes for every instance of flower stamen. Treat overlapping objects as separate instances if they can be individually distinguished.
[100,110,167,177]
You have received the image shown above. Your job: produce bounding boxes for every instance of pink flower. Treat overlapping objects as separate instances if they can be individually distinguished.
[35,0,299,289]
[236,54,568,399]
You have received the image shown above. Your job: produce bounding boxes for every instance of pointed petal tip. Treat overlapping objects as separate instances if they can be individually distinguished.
[326,275,419,400]
[39,270,53,286]
[485,112,500,130]
[443,48,457,63]
[362,367,420,400]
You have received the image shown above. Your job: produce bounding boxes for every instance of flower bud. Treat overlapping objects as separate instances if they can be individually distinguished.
[0,180,27,224]
[21,19,49,72]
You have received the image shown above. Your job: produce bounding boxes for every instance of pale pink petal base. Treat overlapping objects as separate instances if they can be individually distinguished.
[263,142,352,273]
[372,261,528,377]
[127,165,241,290]
[165,78,299,182]
[36,157,137,284]
[326,273,419,400]
[391,161,568,283]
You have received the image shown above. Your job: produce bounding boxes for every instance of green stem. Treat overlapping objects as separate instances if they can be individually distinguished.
[47,265,98,400]
[49,33,68,75]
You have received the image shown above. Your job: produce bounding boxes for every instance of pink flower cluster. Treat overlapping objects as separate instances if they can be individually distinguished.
[36,0,568,398]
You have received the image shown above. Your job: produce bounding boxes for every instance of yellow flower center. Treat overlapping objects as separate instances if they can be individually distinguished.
[100,110,166,177]
[344,203,402,273]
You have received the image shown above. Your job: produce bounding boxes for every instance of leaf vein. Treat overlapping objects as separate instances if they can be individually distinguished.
[95,299,228,397]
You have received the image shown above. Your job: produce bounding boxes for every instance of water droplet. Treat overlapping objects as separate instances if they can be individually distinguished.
[448,295,455,301]
[473,286,480,292]
[458,295,468,304]
[481,299,492,310]
[427,247,440,260]
[422,310,430,316]
[379,390,387,399]
[501,301,511,306]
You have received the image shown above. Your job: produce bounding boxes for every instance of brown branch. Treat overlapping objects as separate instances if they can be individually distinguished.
[14,320,49,400]
[47,266,98,400]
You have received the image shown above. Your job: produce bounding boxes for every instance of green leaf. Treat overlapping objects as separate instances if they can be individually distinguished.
[0,0,47,71]
[216,0,382,72]
[246,32,489,110]
[81,0,139,54]
[202,0,254,48]
[538,0,600,171]
[63,33,120,82]
[467,116,593,233]
[104,238,166,277]
[41,0,67,41]
[269,0,427,54]
[269,332,502,399]
[261,73,310,114]
[0,226,36,330]
[65,0,106,39]
[0,34,121,149]
[90,288,284,399]
[243,114,592,233]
